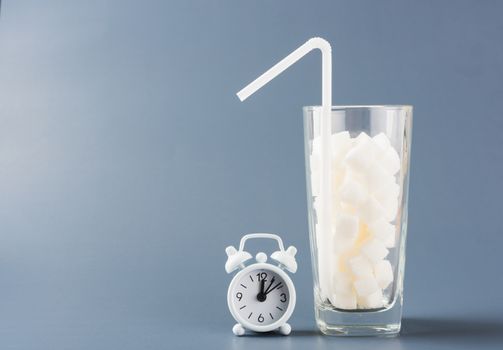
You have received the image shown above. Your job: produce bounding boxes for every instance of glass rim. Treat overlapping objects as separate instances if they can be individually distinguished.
[303,105,413,111]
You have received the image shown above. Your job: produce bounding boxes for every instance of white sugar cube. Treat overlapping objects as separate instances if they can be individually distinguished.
[313,132,352,166]
[372,133,391,154]
[382,195,399,222]
[354,276,380,297]
[337,202,358,217]
[354,132,372,145]
[373,183,400,222]
[340,169,366,191]
[313,132,352,157]
[335,213,359,240]
[366,163,394,193]
[348,255,374,278]
[374,260,394,289]
[333,239,353,254]
[332,270,353,294]
[332,131,351,147]
[330,292,357,310]
[331,131,352,161]
[374,181,400,204]
[333,219,356,254]
[359,196,386,223]
[333,214,358,254]
[368,219,396,248]
[380,146,401,175]
[331,166,346,190]
[361,238,389,263]
[332,230,355,254]
[358,289,384,309]
[339,173,367,206]
[330,199,344,217]
[345,136,375,173]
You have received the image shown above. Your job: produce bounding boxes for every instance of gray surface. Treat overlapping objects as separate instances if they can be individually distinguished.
[1,0,502,349]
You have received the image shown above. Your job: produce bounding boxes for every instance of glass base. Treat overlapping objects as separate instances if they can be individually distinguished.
[315,297,402,337]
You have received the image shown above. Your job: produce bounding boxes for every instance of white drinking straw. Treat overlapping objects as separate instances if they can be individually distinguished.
[237,37,333,293]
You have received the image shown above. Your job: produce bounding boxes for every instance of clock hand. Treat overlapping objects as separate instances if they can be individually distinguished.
[265,281,283,295]
[264,276,275,294]
[257,279,267,302]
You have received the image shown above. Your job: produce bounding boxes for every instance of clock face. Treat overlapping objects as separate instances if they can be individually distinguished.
[230,268,290,327]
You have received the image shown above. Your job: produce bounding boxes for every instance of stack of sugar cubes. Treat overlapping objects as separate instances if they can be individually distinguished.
[310,131,401,310]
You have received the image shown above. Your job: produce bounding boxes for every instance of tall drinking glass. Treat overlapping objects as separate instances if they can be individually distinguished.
[304,105,413,336]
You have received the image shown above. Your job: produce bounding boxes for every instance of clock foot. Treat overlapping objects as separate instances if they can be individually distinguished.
[232,323,245,336]
[279,323,291,335]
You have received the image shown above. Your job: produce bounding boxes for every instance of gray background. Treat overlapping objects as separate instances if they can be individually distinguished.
[0,0,502,349]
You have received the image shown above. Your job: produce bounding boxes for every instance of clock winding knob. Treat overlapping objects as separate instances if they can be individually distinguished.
[255,252,267,263]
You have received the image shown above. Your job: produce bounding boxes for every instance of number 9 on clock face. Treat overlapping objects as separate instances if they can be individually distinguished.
[227,264,295,331]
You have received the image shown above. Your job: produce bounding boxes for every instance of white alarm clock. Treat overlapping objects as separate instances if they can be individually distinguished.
[225,233,297,336]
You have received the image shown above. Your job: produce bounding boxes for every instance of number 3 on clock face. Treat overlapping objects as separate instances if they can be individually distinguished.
[227,264,295,332]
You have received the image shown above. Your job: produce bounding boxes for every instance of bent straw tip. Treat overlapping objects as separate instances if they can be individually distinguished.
[308,37,332,52]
